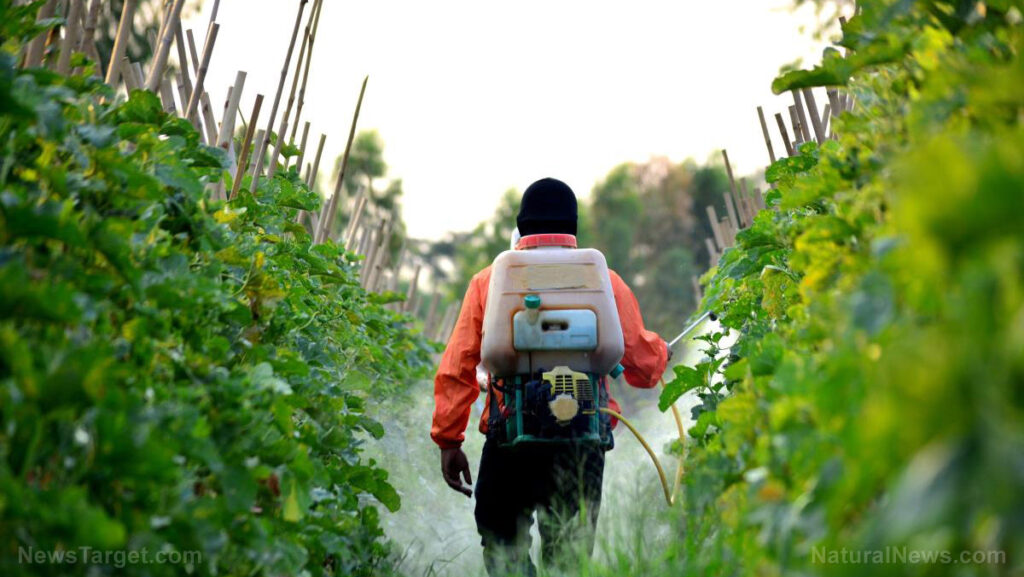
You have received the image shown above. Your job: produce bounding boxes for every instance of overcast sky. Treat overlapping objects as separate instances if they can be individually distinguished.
[183,1,844,241]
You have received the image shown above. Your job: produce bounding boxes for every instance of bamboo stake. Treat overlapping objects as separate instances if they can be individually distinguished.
[306,133,326,190]
[356,224,371,256]
[756,106,776,164]
[721,150,740,200]
[705,205,725,252]
[775,112,795,157]
[360,229,379,286]
[801,87,827,144]
[821,103,832,139]
[256,0,309,183]
[791,90,812,143]
[132,62,146,88]
[144,0,186,92]
[293,121,311,172]
[56,0,84,76]
[25,0,58,69]
[424,293,441,328]
[173,23,194,108]
[439,302,461,342]
[208,0,221,24]
[269,0,319,178]
[318,76,369,243]
[174,71,189,115]
[120,59,138,91]
[230,95,264,200]
[342,192,368,248]
[739,179,755,224]
[185,27,220,144]
[704,238,719,267]
[827,88,841,118]
[366,223,391,291]
[404,265,422,313]
[290,0,325,145]
[789,105,804,148]
[77,0,102,74]
[102,0,134,83]
[217,71,246,150]
[720,217,735,247]
[159,77,177,113]
[245,129,267,191]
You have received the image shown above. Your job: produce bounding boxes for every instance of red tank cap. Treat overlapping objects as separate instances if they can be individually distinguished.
[516,234,577,250]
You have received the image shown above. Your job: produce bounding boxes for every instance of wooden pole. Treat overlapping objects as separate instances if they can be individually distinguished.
[342,192,368,248]
[720,149,742,230]
[425,293,441,327]
[159,77,177,113]
[290,0,325,145]
[757,106,776,164]
[185,28,220,145]
[705,205,725,252]
[739,179,755,224]
[217,70,247,150]
[404,264,422,313]
[25,0,58,69]
[208,0,221,23]
[801,87,827,144]
[256,0,309,183]
[103,0,135,85]
[78,0,102,75]
[231,95,264,200]
[789,105,804,148]
[120,59,139,91]
[56,0,84,76]
[317,76,369,243]
[173,24,195,117]
[775,112,795,157]
[791,90,812,143]
[144,0,187,92]
[306,133,326,190]
[269,0,319,178]
[293,121,311,172]
[704,238,719,267]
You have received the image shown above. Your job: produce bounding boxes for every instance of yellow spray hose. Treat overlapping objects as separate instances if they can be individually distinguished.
[599,377,685,506]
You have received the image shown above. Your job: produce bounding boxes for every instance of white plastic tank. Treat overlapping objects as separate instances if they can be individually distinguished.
[480,235,624,376]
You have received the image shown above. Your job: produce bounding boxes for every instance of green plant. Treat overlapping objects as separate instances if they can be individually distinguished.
[655,2,1022,576]
[0,5,432,576]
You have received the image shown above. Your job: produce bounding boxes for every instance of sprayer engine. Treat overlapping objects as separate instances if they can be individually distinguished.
[488,366,612,447]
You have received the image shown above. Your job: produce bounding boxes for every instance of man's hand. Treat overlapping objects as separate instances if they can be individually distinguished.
[441,447,473,498]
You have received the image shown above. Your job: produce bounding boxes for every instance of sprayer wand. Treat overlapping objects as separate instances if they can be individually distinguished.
[668,310,716,348]
[609,309,717,506]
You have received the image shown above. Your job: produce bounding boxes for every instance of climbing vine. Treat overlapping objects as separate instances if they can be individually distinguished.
[0,5,432,576]
[660,2,1022,575]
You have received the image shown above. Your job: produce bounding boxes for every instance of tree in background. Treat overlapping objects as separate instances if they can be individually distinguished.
[587,158,730,335]
[330,130,406,261]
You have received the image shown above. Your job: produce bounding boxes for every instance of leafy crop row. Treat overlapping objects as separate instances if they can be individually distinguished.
[1,5,431,576]
[659,2,1022,575]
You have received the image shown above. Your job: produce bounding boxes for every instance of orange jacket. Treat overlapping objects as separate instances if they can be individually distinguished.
[431,265,667,450]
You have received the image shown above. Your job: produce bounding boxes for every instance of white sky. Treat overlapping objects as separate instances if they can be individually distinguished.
[183,1,844,241]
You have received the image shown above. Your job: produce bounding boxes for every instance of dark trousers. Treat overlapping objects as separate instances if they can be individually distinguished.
[474,438,605,576]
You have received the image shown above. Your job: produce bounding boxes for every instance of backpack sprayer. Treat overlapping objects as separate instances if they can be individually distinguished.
[479,232,714,505]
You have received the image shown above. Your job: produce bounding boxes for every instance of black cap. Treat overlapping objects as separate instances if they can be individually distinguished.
[516,178,578,236]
